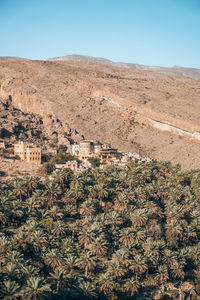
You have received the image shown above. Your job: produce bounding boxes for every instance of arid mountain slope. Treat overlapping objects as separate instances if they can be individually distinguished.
[49,54,200,80]
[0,59,200,168]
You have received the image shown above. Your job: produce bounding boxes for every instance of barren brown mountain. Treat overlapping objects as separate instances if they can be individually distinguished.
[0,58,200,169]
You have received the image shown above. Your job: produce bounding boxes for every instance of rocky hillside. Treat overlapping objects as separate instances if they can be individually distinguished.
[0,59,200,168]
[49,54,200,80]
[0,96,82,147]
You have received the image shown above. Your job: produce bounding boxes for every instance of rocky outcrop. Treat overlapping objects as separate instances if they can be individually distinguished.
[0,97,79,147]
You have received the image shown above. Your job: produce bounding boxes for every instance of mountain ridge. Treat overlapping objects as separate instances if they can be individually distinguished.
[1,54,199,80]
[48,54,200,80]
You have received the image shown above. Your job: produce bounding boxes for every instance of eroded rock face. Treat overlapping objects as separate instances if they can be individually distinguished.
[0,59,200,168]
[0,96,80,148]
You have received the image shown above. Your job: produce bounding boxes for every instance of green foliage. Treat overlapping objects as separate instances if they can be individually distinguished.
[39,162,55,175]
[88,157,101,168]
[50,151,77,165]
[40,150,78,175]
[0,161,200,299]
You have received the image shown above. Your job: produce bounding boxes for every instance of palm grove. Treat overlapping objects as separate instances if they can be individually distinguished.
[0,161,200,299]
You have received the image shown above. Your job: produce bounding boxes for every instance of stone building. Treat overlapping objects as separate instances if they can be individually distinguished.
[70,140,125,165]
[55,160,78,172]
[94,142,103,154]
[65,160,78,172]
[71,141,104,158]
[14,142,41,164]
[79,141,94,158]
[99,147,123,164]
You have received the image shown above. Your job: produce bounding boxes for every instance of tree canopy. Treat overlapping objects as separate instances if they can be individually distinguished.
[0,161,200,299]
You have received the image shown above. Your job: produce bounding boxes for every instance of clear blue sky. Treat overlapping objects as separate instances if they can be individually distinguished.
[0,0,200,68]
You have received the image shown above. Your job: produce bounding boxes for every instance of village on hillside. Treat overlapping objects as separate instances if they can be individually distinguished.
[0,138,151,176]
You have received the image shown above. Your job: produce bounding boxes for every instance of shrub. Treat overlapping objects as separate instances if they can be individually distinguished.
[88,157,101,167]
[39,162,55,175]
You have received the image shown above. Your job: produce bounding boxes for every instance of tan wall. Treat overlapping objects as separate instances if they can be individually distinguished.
[79,141,93,157]
[26,147,41,164]
[14,144,27,160]
[14,143,41,163]
[71,144,80,156]
[94,145,102,153]
[65,160,78,172]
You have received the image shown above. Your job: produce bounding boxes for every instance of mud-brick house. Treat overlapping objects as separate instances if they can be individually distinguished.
[55,160,78,172]
[71,141,103,159]
[99,147,123,164]
[14,142,41,164]
[71,140,94,159]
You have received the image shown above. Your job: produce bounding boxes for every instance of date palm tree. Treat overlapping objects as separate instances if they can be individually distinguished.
[155,265,169,287]
[64,254,79,274]
[0,209,8,225]
[114,191,129,212]
[78,280,97,300]
[31,189,46,208]
[0,280,21,300]
[51,220,66,238]
[22,175,40,198]
[79,199,97,217]
[129,255,148,280]
[22,276,51,300]
[93,183,109,206]
[21,265,39,278]
[43,249,64,269]
[106,261,126,279]
[97,273,119,298]
[78,230,95,249]
[45,180,62,204]
[3,262,20,281]
[6,251,24,264]
[76,251,96,276]
[122,278,140,296]
[49,267,66,292]
[88,237,108,258]
[11,179,27,200]
[30,229,48,252]
[130,208,148,227]
[51,168,73,190]
[104,211,123,230]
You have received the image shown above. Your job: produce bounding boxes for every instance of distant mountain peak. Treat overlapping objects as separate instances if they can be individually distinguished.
[0,56,28,61]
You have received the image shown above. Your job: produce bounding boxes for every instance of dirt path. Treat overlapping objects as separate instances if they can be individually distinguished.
[138,115,200,141]
[98,92,200,142]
